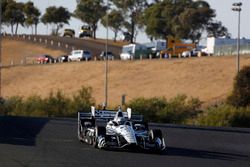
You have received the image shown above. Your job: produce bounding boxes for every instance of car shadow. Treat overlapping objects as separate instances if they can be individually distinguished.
[163,146,249,161]
[0,116,49,146]
[104,146,248,161]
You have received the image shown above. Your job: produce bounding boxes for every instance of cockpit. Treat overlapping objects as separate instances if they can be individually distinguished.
[113,110,127,125]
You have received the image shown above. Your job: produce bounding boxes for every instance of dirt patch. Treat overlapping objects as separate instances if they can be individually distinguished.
[2,38,250,107]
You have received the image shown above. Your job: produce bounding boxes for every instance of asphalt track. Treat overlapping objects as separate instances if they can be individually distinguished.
[0,116,250,167]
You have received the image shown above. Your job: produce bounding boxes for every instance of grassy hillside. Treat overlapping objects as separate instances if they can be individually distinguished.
[2,38,66,65]
[2,38,250,107]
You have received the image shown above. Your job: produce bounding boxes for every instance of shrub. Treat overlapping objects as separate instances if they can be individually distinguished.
[227,66,250,107]
[0,86,96,117]
[196,104,235,127]
[126,97,167,122]
[126,95,201,123]
[0,97,6,115]
[196,105,250,127]
[22,95,46,117]
[45,90,71,117]
[70,86,95,114]
[5,96,24,116]
[230,107,250,127]
[157,95,202,124]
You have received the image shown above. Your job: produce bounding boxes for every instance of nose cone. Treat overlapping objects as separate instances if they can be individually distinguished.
[119,125,137,144]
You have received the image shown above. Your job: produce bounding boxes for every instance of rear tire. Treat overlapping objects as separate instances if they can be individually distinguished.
[78,124,83,141]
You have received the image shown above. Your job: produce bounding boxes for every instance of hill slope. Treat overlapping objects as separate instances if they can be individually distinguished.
[2,38,250,106]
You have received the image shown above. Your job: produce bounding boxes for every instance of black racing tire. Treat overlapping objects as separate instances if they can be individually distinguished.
[78,126,82,141]
[150,129,162,141]
[93,126,106,148]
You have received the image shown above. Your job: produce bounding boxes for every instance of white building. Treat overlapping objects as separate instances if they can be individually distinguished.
[206,37,250,55]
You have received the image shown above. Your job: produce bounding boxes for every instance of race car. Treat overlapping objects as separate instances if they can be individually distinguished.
[78,106,166,152]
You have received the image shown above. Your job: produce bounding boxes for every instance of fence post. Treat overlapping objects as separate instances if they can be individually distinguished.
[121,94,126,106]
[198,51,201,57]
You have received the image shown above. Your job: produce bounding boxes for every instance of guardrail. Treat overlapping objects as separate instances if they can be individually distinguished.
[5,34,77,52]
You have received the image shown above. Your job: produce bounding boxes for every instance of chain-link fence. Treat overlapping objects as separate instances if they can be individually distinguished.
[214,43,250,56]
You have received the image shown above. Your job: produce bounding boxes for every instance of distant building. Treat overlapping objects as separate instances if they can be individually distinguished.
[206,37,250,55]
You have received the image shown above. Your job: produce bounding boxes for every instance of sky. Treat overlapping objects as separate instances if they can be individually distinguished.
[3,0,249,44]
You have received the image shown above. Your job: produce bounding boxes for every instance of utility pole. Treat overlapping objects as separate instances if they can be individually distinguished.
[104,0,109,107]
[232,2,242,73]
[0,0,2,98]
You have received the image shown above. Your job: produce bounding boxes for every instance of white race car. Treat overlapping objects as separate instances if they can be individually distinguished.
[78,106,166,152]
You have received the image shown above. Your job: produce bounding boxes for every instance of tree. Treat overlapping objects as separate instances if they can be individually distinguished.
[178,0,216,43]
[227,66,250,108]
[101,10,124,42]
[74,0,106,39]
[1,0,13,23]
[206,21,230,38]
[41,6,70,36]
[23,1,41,35]
[3,1,25,35]
[111,0,148,43]
[143,0,226,43]
[143,1,173,40]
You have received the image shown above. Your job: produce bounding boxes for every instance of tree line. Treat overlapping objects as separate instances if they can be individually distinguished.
[1,0,230,43]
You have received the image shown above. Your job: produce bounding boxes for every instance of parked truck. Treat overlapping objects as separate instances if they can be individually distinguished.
[160,37,196,58]
[120,43,151,60]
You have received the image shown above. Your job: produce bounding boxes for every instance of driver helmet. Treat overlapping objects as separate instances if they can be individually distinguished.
[116,117,125,125]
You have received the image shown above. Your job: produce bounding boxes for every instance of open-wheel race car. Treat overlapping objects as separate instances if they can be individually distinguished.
[78,106,166,152]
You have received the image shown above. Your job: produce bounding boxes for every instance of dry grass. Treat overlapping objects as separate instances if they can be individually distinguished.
[2,38,66,65]
[2,38,250,107]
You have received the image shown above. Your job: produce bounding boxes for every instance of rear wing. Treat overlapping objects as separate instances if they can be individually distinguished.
[78,106,143,122]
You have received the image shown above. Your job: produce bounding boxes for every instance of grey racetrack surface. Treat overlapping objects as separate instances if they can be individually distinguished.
[0,116,250,167]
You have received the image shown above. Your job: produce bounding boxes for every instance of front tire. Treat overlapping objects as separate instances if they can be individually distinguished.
[150,129,162,141]
[93,126,106,148]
